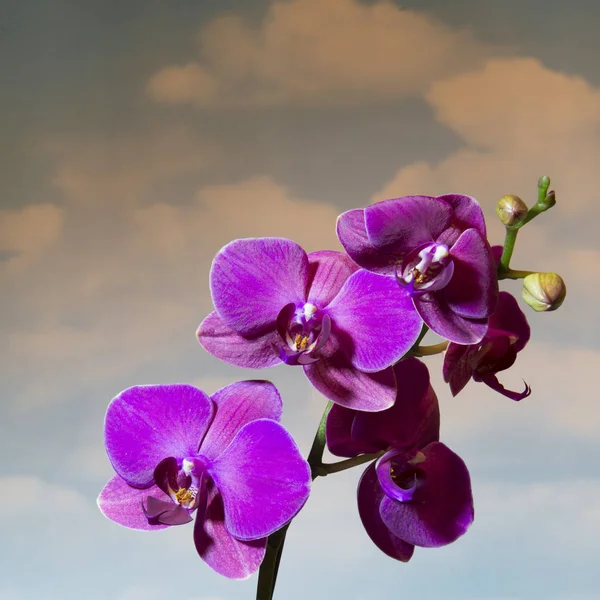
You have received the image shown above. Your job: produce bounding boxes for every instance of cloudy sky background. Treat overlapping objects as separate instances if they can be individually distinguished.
[2,1,600,598]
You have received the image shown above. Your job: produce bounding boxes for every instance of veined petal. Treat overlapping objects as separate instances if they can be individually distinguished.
[209,419,311,541]
[201,380,283,460]
[97,476,169,531]
[326,271,422,372]
[379,442,473,548]
[336,209,397,276]
[442,343,478,396]
[307,250,359,307]
[357,463,414,562]
[352,358,440,450]
[197,311,282,369]
[416,295,488,344]
[445,229,498,319]
[438,194,487,238]
[304,350,396,411]
[489,292,531,352]
[104,384,214,488]
[210,238,308,336]
[326,403,381,457]
[365,196,452,255]
[194,481,266,579]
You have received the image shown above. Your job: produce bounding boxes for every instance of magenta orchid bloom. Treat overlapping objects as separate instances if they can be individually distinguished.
[197,238,423,411]
[326,358,474,561]
[337,195,498,344]
[443,291,531,400]
[97,381,311,579]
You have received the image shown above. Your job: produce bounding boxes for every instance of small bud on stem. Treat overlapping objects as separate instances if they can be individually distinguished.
[521,272,566,312]
[496,195,528,226]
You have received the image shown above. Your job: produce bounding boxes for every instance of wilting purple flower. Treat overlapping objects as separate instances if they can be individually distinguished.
[327,358,474,561]
[337,195,498,344]
[97,380,311,579]
[443,291,531,401]
[197,238,423,411]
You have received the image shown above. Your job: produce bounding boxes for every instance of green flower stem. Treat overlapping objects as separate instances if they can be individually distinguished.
[498,176,554,279]
[498,268,536,280]
[256,402,333,600]
[413,341,448,356]
[307,401,333,476]
[256,524,290,600]
[317,451,384,476]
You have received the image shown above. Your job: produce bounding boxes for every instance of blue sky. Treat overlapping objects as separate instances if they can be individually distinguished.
[2,1,600,599]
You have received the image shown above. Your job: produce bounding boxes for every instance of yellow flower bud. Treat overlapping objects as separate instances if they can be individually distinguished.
[522,272,566,312]
[496,195,528,226]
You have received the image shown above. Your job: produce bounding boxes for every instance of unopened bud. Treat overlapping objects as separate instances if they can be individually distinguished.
[522,272,566,312]
[496,194,528,226]
[543,189,556,208]
[538,175,551,190]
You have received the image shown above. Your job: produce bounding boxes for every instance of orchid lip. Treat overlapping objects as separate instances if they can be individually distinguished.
[375,449,423,503]
[276,302,331,365]
[395,243,454,296]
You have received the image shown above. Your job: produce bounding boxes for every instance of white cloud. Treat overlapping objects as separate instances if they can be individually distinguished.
[5,130,340,412]
[0,204,63,273]
[373,58,600,224]
[148,0,491,108]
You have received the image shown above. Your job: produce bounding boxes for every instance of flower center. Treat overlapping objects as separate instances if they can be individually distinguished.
[143,456,207,526]
[277,302,331,366]
[397,243,454,295]
[376,449,427,504]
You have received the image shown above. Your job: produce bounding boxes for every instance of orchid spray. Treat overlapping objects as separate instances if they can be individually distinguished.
[98,176,566,599]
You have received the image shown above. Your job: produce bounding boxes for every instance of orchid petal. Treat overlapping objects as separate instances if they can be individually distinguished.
[326,270,422,372]
[97,476,169,531]
[307,250,359,307]
[104,384,214,488]
[365,196,452,255]
[194,481,266,579]
[442,343,478,396]
[197,311,282,369]
[379,442,474,548]
[357,463,414,562]
[201,380,282,460]
[438,194,487,238]
[304,350,396,411]
[326,403,381,457]
[210,419,311,541]
[489,292,531,352]
[479,374,531,401]
[352,358,440,449]
[416,294,488,344]
[445,229,498,319]
[336,209,397,276]
[210,238,308,336]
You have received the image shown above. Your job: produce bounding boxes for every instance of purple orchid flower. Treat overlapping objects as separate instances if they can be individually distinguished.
[197,238,423,412]
[337,194,498,344]
[97,380,311,579]
[443,290,531,401]
[326,358,474,561]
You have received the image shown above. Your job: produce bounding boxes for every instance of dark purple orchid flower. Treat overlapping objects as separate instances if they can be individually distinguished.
[197,238,423,412]
[443,291,531,401]
[97,380,311,579]
[326,358,474,561]
[337,194,498,344]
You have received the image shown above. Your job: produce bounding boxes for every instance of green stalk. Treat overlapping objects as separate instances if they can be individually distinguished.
[256,402,332,600]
